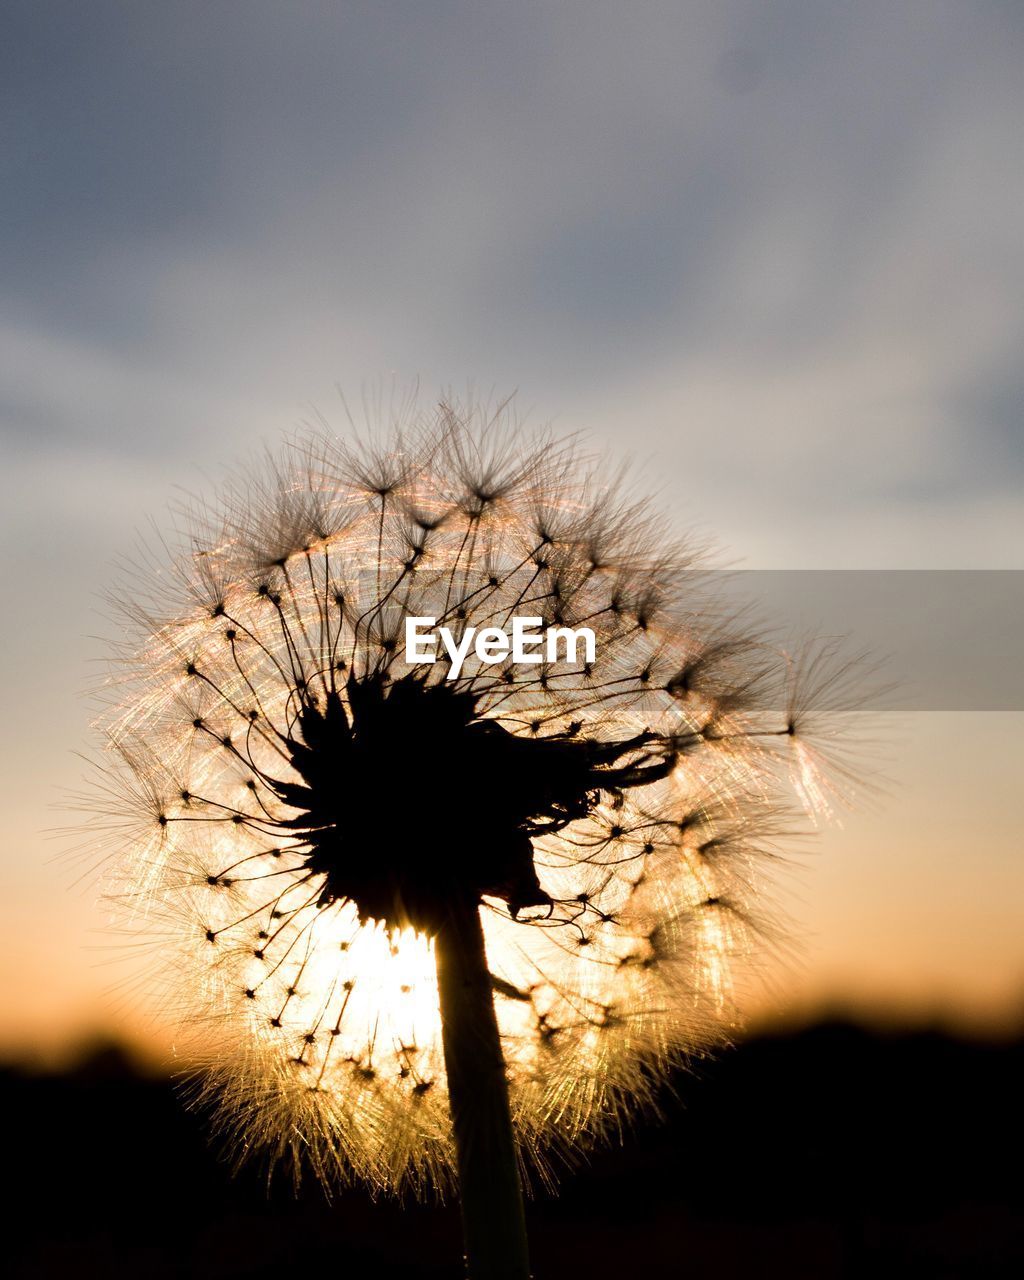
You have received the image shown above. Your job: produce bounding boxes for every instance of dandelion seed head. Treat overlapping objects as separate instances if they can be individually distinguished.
[78,395,865,1194]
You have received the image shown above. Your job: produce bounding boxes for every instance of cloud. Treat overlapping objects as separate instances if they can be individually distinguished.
[2,0,1022,555]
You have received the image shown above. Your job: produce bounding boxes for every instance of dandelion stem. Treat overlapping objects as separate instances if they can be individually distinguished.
[435,897,532,1280]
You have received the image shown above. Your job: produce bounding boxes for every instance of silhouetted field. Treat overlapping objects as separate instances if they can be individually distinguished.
[5,1020,1021,1278]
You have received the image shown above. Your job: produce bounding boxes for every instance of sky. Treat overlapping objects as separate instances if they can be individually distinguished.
[1,1,1022,1059]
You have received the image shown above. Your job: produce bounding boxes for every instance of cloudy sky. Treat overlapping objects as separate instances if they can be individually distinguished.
[2,2,1021,1057]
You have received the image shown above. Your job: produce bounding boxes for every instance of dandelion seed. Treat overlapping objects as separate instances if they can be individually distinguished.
[74,395,868,1279]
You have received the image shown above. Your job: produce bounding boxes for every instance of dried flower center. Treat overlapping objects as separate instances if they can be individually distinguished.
[267,672,676,933]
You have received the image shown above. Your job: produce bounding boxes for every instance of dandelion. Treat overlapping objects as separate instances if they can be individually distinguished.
[77,396,863,1279]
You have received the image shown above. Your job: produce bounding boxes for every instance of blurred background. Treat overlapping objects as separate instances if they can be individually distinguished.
[2,3,1021,1275]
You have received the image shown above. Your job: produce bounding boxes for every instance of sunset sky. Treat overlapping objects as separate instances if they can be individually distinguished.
[2,2,1022,1061]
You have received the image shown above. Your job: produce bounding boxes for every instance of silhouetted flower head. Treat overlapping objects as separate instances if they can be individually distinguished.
[80,397,858,1194]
